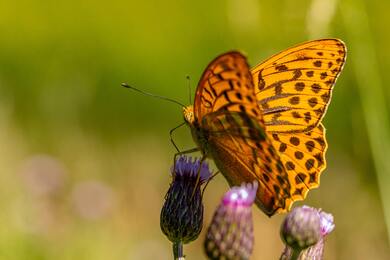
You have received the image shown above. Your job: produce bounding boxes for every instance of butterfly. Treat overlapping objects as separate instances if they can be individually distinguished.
[182,39,346,216]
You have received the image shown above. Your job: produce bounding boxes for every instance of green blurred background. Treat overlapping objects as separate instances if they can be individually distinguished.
[0,0,389,259]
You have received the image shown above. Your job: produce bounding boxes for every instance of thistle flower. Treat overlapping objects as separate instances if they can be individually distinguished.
[319,210,335,237]
[280,206,335,260]
[299,210,335,260]
[160,156,211,245]
[204,182,258,260]
[281,206,321,251]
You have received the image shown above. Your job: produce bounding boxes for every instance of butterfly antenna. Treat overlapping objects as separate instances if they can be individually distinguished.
[186,75,192,105]
[121,83,186,107]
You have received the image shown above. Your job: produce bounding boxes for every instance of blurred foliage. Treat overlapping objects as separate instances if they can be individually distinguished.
[0,0,389,259]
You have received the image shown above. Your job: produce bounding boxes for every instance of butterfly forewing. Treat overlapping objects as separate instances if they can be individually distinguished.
[251,39,346,133]
[193,52,292,215]
[195,52,262,123]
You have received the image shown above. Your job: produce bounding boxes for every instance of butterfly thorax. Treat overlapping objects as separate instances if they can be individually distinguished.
[183,105,209,156]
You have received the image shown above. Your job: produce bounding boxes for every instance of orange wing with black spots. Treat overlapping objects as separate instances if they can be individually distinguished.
[270,124,327,205]
[250,39,346,209]
[251,39,346,133]
[190,52,293,215]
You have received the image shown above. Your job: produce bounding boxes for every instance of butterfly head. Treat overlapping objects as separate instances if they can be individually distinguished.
[183,105,195,125]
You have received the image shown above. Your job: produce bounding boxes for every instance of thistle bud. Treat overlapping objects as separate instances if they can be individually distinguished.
[281,206,321,251]
[204,182,258,260]
[280,206,335,260]
[299,209,335,260]
[160,156,211,244]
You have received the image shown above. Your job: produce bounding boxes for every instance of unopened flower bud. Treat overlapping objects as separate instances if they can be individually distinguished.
[281,206,321,251]
[204,182,258,260]
[280,206,335,260]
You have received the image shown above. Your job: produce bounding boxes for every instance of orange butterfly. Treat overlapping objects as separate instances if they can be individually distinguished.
[182,39,346,216]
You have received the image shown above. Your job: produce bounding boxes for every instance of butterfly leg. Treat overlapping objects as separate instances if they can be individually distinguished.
[191,154,207,200]
[173,147,200,162]
[169,122,186,153]
[201,170,220,197]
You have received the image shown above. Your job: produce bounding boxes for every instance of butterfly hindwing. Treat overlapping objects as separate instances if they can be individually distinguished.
[269,124,327,201]
[251,39,346,133]
[202,111,292,215]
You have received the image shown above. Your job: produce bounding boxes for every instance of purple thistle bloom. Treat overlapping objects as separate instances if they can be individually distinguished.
[319,210,335,236]
[160,156,212,244]
[280,206,335,260]
[204,182,258,260]
[172,156,212,184]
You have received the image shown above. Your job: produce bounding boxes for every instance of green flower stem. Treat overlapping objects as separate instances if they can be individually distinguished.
[290,249,301,260]
[279,247,302,260]
[173,241,184,260]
